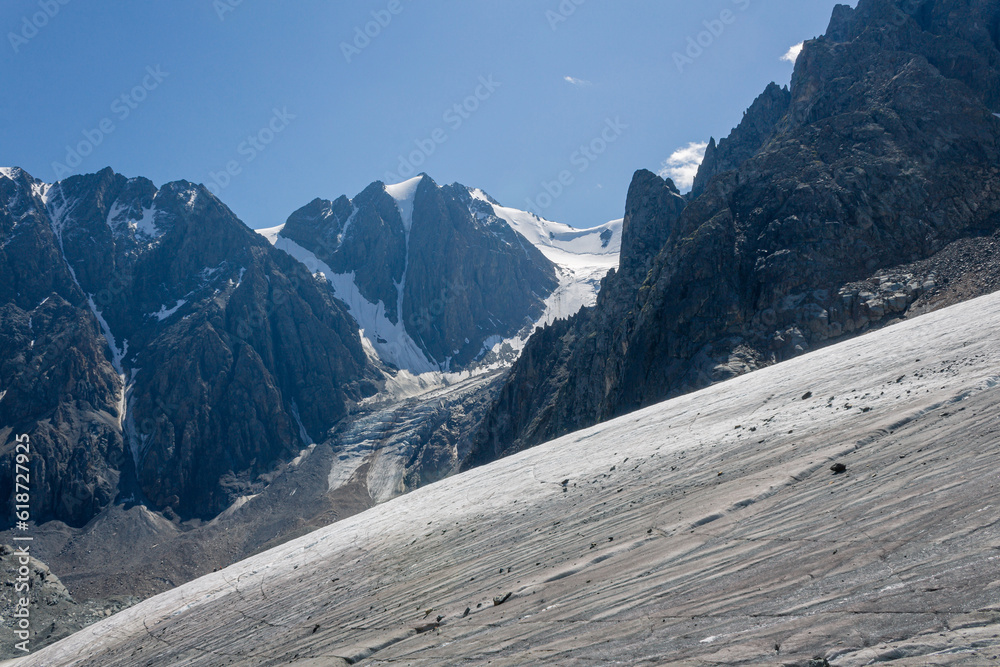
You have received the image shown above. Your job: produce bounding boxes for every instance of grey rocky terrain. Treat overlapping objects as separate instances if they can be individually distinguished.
[0,545,137,655]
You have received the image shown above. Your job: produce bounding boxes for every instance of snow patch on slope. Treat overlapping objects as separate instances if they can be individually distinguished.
[107,201,161,242]
[468,188,622,352]
[149,300,186,321]
[256,223,285,245]
[86,295,128,375]
[135,205,161,238]
[268,233,438,373]
[384,176,422,232]
[470,189,621,269]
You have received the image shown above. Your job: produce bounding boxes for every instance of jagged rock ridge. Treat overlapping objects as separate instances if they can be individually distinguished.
[466,0,1000,464]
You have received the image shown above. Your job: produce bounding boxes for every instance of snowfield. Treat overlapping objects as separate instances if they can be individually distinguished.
[469,188,622,330]
[18,290,1000,666]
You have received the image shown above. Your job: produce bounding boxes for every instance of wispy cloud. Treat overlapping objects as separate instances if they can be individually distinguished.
[563,76,592,87]
[781,42,804,64]
[657,141,708,191]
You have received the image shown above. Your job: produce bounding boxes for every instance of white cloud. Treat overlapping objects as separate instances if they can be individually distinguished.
[781,41,804,64]
[563,76,592,87]
[657,141,708,191]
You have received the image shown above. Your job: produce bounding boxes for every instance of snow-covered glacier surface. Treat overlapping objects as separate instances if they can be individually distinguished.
[18,290,1000,666]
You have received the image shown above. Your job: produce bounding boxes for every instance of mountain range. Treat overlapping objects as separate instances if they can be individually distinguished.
[2,0,1000,660]
[16,273,1000,666]
[0,166,619,529]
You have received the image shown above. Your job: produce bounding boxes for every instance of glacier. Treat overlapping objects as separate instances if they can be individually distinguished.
[16,285,1000,666]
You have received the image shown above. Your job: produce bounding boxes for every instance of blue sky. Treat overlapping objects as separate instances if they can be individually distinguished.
[1,1,848,230]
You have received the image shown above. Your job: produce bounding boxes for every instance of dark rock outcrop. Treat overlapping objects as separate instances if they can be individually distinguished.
[282,183,407,322]
[467,0,1000,465]
[690,83,791,198]
[465,172,687,466]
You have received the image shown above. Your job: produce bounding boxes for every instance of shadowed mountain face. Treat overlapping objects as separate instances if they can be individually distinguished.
[690,82,791,199]
[279,175,559,370]
[466,0,1000,464]
[0,167,382,525]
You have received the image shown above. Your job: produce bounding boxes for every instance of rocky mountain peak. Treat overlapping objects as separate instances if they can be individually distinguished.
[690,82,791,198]
[1,167,383,526]
[273,175,558,371]
[618,169,686,286]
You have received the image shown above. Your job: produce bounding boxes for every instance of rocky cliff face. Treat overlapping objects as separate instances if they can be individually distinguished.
[465,172,687,466]
[690,82,791,198]
[277,174,559,370]
[466,0,1000,465]
[0,167,382,525]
